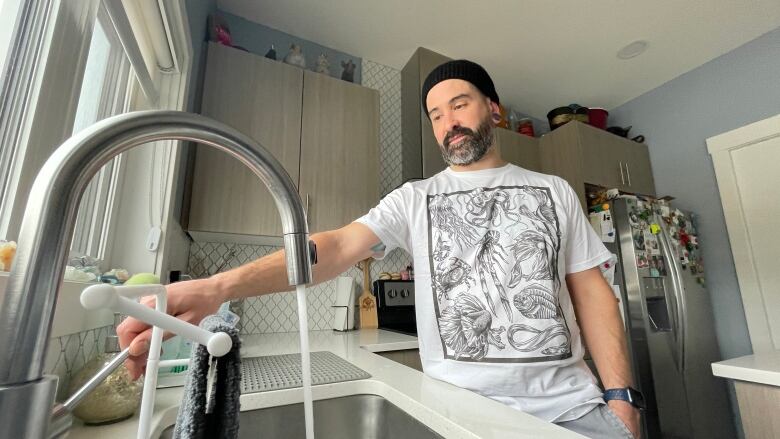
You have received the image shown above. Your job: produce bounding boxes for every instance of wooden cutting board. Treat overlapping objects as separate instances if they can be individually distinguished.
[357,258,378,329]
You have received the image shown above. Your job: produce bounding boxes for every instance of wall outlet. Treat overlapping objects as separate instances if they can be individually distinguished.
[146,226,162,252]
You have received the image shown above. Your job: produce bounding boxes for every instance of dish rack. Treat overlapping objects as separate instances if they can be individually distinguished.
[80,283,233,439]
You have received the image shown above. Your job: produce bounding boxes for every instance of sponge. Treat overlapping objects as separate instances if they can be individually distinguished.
[125,272,160,285]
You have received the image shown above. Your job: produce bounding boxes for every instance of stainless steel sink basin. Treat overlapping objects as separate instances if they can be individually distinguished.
[159,394,443,438]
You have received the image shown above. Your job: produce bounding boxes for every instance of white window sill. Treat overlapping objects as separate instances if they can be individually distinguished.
[0,272,113,338]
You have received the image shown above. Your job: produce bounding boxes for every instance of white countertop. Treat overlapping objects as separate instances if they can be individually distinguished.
[712,350,780,387]
[67,329,583,438]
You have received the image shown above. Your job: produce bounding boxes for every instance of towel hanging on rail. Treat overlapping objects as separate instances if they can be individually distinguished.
[173,313,242,439]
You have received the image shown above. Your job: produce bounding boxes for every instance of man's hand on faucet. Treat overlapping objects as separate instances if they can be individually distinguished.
[117,278,226,380]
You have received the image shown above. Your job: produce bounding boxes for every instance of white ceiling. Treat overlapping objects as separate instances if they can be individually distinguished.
[217,0,780,120]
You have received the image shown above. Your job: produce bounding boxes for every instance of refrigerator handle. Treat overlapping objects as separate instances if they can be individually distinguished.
[619,161,625,185]
[658,220,687,372]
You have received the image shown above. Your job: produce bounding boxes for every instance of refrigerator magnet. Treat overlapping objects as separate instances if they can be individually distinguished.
[644,230,660,255]
[632,229,645,250]
[637,251,650,268]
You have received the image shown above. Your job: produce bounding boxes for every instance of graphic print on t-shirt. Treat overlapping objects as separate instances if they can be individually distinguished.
[428,185,573,363]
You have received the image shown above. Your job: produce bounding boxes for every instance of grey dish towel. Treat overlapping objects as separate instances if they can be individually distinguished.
[173,313,242,439]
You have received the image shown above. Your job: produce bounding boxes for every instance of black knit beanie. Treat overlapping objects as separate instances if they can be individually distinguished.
[421,59,500,116]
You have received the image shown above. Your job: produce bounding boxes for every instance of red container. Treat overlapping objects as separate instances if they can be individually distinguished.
[587,108,608,129]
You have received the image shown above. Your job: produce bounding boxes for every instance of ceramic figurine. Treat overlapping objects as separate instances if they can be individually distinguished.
[283,44,306,68]
[341,59,356,82]
[264,44,277,60]
[315,53,330,75]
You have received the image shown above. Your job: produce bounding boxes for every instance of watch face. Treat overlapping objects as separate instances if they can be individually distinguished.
[629,388,646,409]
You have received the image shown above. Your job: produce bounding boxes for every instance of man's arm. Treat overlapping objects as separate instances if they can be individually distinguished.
[212,222,381,300]
[118,222,381,378]
[567,266,640,438]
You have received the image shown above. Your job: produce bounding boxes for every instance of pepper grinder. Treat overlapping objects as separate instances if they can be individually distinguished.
[68,313,143,424]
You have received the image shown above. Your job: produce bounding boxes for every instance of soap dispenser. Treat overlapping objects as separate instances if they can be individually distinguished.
[68,313,143,424]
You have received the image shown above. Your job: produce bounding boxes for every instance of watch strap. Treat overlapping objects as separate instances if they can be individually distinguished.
[604,387,645,409]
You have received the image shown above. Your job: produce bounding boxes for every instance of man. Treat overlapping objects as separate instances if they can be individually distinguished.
[119,60,642,438]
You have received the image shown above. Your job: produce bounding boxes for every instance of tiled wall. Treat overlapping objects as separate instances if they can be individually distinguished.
[187,59,410,334]
[45,325,112,400]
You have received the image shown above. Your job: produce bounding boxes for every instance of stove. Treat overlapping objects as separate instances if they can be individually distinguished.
[372,280,416,336]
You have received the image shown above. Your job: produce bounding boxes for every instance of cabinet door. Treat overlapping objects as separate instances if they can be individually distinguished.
[418,48,451,178]
[188,43,303,236]
[539,123,587,209]
[577,122,627,189]
[625,143,656,196]
[495,128,541,171]
[299,70,380,233]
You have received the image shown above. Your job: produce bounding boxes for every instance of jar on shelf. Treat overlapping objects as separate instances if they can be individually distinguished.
[518,118,535,137]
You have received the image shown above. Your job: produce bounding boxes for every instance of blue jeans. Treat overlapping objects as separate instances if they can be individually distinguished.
[555,404,635,438]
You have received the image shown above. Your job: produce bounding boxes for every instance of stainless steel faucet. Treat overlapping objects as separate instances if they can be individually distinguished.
[0,111,314,438]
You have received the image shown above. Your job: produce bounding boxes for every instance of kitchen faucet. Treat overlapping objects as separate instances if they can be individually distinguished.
[0,111,315,438]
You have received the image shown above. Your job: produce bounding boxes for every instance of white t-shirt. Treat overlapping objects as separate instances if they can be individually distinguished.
[356,163,612,422]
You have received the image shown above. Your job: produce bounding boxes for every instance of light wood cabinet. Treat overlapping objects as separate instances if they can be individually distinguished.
[187,43,379,238]
[376,349,423,372]
[540,121,655,207]
[495,127,541,172]
[189,43,303,237]
[401,47,452,180]
[299,70,379,233]
[734,380,780,438]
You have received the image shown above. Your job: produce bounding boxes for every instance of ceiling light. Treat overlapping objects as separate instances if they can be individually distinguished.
[617,40,648,59]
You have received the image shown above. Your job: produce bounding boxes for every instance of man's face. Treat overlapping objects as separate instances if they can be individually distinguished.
[426,79,497,166]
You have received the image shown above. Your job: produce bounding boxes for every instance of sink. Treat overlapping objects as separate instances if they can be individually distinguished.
[158,394,444,439]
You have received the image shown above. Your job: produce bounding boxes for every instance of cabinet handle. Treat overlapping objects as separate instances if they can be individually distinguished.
[625,163,632,186]
[619,161,625,185]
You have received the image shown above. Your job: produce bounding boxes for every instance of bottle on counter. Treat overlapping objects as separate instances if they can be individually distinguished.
[407,264,414,281]
[68,313,143,424]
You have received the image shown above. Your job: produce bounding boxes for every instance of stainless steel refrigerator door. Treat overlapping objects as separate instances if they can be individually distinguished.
[611,198,662,439]
[649,218,694,438]
[657,217,737,439]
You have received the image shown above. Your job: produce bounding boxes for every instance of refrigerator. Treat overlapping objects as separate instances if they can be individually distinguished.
[594,197,736,439]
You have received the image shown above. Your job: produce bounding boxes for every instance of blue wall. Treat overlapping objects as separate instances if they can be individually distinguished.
[610,26,780,363]
[216,10,362,84]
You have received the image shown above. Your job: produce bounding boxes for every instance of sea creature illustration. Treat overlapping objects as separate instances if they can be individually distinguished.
[432,234,452,262]
[438,293,506,360]
[508,230,555,287]
[429,194,478,249]
[506,323,570,355]
[434,257,474,301]
[474,230,512,320]
[514,186,562,292]
[512,284,559,320]
[464,188,522,228]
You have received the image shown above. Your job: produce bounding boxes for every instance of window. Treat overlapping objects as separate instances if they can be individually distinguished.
[69,8,132,260]
[0,0,192,276]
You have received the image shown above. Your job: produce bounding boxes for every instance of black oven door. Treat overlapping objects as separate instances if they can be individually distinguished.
[372,280,416,336]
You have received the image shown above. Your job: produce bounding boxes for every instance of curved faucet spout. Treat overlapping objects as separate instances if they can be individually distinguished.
[0,110,312,390]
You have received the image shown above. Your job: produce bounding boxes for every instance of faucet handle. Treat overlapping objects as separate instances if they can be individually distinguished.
[309,240,318,265]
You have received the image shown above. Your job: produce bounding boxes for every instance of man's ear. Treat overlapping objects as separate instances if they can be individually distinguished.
[490,100,501,125]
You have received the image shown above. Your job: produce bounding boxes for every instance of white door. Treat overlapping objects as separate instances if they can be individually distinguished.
[707,114,780,353]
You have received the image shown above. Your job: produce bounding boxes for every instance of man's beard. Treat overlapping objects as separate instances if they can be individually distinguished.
[439,118,494,166]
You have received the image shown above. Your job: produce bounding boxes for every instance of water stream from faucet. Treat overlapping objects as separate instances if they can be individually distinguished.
[295,284,315,439]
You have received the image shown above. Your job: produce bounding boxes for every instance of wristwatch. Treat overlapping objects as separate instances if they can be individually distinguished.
[603,387,646,410]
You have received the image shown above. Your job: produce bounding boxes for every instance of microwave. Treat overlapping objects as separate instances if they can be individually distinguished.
[372,280,416,336]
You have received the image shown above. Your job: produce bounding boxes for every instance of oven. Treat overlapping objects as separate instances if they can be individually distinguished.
[372,280,416,336]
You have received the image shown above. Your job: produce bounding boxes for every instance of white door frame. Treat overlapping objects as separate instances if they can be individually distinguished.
[707,113,780,353]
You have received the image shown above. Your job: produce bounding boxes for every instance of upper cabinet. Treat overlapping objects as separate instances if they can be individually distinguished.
[298,70,379,233]
[186,43,379,239]
[495,128,541,172]
[401,47,452,180]
[188,43,303,237]
[540,121,655,206]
